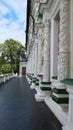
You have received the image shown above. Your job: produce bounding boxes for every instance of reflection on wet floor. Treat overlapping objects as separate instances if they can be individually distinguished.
[0,77,62,130]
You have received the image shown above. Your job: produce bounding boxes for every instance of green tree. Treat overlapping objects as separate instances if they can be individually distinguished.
[0,64,12,74]
[0,39,26,74]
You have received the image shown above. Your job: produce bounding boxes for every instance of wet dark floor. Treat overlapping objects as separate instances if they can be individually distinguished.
[0,77,62,130]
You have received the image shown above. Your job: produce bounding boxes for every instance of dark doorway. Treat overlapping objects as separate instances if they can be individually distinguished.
[22,67,26,76]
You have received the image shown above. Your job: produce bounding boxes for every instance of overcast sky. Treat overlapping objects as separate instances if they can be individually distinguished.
[0,0,27,46]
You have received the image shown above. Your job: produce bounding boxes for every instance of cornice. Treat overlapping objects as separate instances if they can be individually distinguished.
[38,0,53,13]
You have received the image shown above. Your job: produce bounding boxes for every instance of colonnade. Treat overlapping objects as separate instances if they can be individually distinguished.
[26,0,73,130]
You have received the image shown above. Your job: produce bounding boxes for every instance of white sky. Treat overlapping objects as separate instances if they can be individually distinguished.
[0,0,27,46]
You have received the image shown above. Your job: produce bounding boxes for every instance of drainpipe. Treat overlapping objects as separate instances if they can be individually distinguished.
[30,14,35,34]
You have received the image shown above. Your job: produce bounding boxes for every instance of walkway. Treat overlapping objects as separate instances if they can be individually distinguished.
[0,77,62,130]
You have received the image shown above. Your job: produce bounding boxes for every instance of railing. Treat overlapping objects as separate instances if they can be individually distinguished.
[0,73,13,84]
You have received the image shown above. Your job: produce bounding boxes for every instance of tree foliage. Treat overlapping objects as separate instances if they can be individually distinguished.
[0,64,12,74]
[0,39,26,74]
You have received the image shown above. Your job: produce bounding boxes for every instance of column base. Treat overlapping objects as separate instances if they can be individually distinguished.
[26,77,32,84]
[35,89,51,102]
[35,85,39,92]
[35,89,49,101]
[30,77,37,89]
[51,79,69,112]
[30,82,36,89]
[35,81,51,101]
[44,96,68,126]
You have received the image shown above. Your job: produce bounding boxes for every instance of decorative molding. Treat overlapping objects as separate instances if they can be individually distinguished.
[40,0,47,3]
[58,52,69,80]
[39,0,53,13]
[51,0,60,19]
[58,0,69,80]
[59,0,69,52]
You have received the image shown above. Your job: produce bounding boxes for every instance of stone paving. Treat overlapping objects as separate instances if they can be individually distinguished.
[0,77,62,130]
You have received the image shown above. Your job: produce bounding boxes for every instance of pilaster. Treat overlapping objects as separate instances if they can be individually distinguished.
[35,13,51,102]
[70,0,73,78]
[43,14,50,82]
[58,0,69,80]
[34,39,38,78]
[37,24,43,75]
[30,39,38,89]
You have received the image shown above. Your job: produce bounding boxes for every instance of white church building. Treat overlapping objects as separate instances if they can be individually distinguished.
[26,0,73,130]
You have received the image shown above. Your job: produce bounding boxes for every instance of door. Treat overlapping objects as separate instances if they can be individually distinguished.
[22,67,26,76]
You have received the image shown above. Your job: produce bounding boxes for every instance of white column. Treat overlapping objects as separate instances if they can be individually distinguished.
[34,40,38,77]
[35,14,51,101]
[30,49,34,74]
[43,17,50,82]
[32,46,35,76]
[31,49,34,75]
[70,0,73,78]
[58,0,69,80]
[37,25,42,75]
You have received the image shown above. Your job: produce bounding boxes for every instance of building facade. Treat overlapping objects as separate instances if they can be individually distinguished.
[26,0,73,130]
